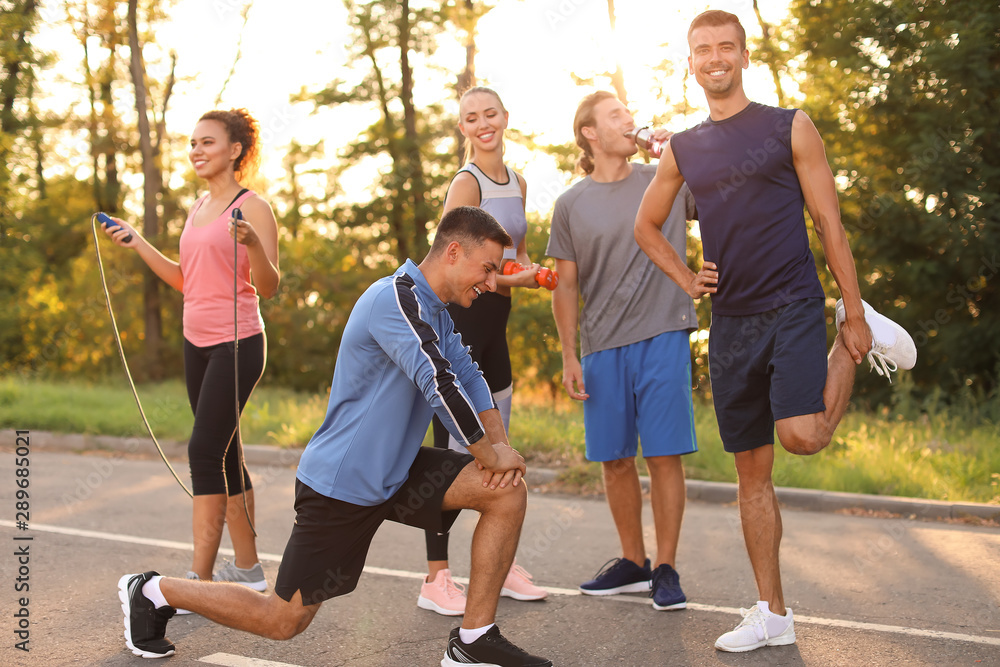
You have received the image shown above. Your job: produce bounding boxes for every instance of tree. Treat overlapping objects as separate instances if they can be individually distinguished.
[127,0,176,380]
[1,0,41,216]
[605,0,627,104]
[310,0,453,263]
[788,0,1000,402]
[442,0,492,163]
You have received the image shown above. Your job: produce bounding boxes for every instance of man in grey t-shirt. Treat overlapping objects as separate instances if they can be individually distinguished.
[547,91,698,611]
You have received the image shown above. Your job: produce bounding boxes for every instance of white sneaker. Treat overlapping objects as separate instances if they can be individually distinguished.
[715,601,796,653]
[836,299,916,382]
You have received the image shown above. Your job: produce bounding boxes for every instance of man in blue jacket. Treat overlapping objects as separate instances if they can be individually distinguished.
[117,206,552,667]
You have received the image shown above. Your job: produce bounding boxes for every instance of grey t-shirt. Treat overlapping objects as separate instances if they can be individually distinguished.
[546,163,697,358]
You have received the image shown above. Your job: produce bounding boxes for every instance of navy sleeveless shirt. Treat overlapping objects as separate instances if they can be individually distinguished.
[670,102,825,316]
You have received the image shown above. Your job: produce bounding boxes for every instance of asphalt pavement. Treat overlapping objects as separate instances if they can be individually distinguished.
[0,442,998,666]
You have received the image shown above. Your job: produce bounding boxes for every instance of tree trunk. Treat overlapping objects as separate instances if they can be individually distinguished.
[454,0,476,165]
[364,23,408,262]
[79,5,104,213]
[127,0,164,380]
[606,0,628,104]
[0,0,38,134]
[399,0,429,258]
[752,0,785,107]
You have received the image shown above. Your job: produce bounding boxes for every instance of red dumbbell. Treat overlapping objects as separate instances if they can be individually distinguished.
[502,261,559,290]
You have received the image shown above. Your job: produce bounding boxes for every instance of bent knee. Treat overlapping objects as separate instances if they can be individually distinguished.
[779,431,829,456]
[482,476,527,513]
[264,598,317,640]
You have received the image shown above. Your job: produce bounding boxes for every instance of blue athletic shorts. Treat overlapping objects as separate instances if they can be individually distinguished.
[709,297,828,453]
[580,330,697,462]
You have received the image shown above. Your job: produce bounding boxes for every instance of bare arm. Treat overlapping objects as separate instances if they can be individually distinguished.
[791,110,870,363]
[551,258,589,400]
[101,217,184,292]
[466,408,526,489]
[229,195,281,299]
[634,142,717,299]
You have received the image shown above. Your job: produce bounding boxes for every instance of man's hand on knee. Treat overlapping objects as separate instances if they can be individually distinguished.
[469,441,525,490]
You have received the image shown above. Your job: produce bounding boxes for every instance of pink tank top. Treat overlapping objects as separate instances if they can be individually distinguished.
[179,190,264,347]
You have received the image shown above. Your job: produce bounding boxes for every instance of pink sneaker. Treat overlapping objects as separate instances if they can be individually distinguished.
[417,568,466,616]
[501,559,548,601]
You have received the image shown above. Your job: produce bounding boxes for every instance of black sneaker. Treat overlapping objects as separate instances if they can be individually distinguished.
[578,557,652,595]
[442,626,552,666]
[650,563,687,610]
[117,571,176,658]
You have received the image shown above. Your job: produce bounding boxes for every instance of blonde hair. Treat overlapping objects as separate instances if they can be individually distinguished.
[573,91,617,175]
[458,86,507,165]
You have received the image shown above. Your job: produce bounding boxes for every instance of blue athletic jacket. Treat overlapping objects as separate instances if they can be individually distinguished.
[296,259,494,506]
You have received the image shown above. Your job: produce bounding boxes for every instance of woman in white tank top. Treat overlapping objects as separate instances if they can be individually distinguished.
[417,87,550,617]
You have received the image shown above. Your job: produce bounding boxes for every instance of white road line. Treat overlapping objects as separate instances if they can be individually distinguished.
[5,520,999,648]
[198,653,304,667]
[602,595,1000,647]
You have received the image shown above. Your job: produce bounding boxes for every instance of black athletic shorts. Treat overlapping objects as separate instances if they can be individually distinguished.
[274,447,475,606]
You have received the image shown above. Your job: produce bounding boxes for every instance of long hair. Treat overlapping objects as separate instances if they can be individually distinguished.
[573,91,617,175]
[198,108,261,182]
[458,86,507,165]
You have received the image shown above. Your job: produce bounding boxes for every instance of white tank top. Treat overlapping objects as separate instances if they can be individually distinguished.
[458,163,528,260]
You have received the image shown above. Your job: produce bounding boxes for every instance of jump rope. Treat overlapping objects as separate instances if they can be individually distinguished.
[92,192,257,537]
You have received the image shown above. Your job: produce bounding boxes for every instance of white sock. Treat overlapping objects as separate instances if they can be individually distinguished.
[757,600,792,636]
[141,576,170,609]
[459,623,494,645]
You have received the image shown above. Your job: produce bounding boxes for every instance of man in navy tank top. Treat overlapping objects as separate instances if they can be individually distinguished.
[634,9,916,654]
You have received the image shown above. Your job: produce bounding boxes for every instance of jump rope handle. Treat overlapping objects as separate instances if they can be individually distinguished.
[96,212,133,243]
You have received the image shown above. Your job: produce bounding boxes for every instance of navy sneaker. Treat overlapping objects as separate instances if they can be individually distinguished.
[579,557,652,595]
[442,625,552,666]
[650,563,687,610]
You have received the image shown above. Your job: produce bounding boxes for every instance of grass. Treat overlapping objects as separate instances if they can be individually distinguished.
[2,375,997,504]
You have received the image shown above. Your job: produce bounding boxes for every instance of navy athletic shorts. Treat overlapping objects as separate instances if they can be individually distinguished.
[709,298,828,453]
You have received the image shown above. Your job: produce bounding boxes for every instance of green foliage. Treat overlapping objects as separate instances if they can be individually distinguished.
[258,227,390,392]
[507,212,562,397]
[310,0,456,263]
[788,0,1000,404]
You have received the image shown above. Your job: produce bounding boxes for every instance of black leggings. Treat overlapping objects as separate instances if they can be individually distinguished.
[183,333,266,496]
[426,292,512,561]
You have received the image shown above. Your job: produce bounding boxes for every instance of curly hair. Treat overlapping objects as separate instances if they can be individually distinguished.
[198,108,261,181]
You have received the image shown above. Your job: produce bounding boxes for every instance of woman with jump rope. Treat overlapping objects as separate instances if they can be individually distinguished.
[100,108,279,598]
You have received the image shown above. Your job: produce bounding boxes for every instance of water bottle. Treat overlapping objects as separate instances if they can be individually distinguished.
[625,127,667,158]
